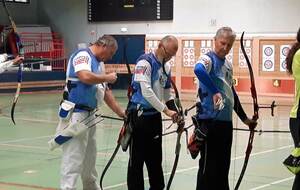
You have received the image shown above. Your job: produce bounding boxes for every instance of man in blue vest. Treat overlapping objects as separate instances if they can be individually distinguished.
[193,27,256,190]
[127,35,182,190]
[57,35,125,190]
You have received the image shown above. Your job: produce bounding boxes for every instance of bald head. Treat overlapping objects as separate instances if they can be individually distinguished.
[160,35,178,52]
[94,35,118,50]
[90,35,118,62]
[157,35,178,62]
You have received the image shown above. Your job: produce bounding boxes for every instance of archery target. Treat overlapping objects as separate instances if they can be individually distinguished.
[200,40,212,56]
[264,60,273,70]
[226,48,233,63]
[280,45,290,72]
[146,40,175,66]
[167,57,175,66]
[146,40,158,53]
[262,45,275,71]
[239,40,252,68]
[264,46,273,56]
[281,60,287,71]
[183,40,195,67]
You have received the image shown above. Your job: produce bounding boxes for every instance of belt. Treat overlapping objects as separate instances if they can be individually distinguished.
[129,102,159,115]
[74,104,94,112]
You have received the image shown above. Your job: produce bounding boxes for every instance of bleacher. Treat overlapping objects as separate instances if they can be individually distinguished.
[0,26,67,94]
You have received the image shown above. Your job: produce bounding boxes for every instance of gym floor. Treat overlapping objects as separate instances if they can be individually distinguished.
[0,90,295,190]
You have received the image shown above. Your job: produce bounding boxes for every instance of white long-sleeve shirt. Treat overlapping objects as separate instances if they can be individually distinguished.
[0,54,14,74]
[134,59,173,112]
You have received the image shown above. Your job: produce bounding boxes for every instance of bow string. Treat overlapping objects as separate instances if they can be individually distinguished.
[99,37,131,190]
[162,62,185,190]
[234,31,258,190]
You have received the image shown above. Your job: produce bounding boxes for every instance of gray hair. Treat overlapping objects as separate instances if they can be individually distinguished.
[215,27,236,40]
[94,35,118,49]
[160,35,178,46]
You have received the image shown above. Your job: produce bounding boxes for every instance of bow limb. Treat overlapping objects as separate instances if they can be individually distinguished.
[2,0,24,125]
[10,62,23,125]
[234,32,259,190]
[2,0,23,56]
[166,128,183,190]
[10,63,23,125]
[240,32,259,121]
[99,144,121,190]
[2,0,17,33]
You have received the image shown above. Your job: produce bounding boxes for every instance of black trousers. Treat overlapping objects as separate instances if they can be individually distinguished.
[290,118,300,190]
[196,120,232,190]
[127,112,165,190]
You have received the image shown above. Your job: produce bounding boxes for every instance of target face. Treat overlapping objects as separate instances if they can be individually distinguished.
[264,47,273,56]
[281,60,287,69]
[264,60,273,69]
[282,47,290,56]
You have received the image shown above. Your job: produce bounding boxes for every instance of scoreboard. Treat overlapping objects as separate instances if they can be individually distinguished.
[88,0,173,22]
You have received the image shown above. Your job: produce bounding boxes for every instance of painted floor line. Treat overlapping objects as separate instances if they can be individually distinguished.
[249,176,294,190]
[0,130,293,190]
[0,135,52,144]
[0,143,125,157]
[102,144,293,189]
[232,144,293,160]
[0,143,50,150]
[0,181,57,190]
[1,115,58,124]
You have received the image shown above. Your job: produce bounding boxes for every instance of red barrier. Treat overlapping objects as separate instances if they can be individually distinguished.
[20,32,66,71]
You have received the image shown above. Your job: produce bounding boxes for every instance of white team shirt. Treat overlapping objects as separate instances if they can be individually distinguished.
[134,59,173,112]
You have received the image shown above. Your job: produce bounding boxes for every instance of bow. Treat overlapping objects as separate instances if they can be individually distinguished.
[162,63,185,190]
[99,37,131,190]
[234,32,259,190]
[2,0,24,125]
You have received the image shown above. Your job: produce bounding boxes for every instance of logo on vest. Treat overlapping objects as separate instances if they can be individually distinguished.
[74,56,89,66]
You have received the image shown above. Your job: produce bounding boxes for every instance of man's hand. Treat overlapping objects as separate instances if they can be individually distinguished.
[163,108,177,121]
[213,92,223,110]
[163,108,185,131]
[106,72,118,84]
[77,70,118,85]
[243,118,257,130]
[12,56,24,65]
[118,110,126,119]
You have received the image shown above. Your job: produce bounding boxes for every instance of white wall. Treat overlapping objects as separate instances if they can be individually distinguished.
[37,0,97,54]
[34,0,300,54]
[95,0,300,34]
